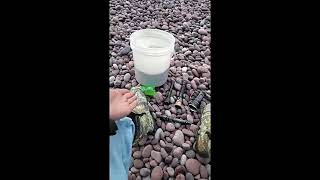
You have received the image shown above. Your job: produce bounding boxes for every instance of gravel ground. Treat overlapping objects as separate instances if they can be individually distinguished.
[109,0,212,179]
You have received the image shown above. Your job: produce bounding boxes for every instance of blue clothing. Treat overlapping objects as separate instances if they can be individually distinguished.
[109,117,135,180]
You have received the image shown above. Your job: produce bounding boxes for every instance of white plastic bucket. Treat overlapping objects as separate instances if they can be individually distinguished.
[130,29,175,87]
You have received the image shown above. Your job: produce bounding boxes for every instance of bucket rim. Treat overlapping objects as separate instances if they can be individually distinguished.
[130,29,175,55]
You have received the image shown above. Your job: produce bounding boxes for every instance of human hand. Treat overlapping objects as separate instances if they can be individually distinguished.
[109,88,138,121]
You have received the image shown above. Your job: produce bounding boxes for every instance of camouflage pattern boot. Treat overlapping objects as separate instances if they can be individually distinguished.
[129,87,155,146]
[195,103,211,158]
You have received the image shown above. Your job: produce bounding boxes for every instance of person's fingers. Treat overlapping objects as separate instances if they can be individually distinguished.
[117,89,130,94]
[123,92,135,99]
[127,95,137,104]
[129,99,138,110]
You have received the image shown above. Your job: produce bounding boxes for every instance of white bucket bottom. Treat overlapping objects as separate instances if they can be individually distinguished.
[135,68,169,87]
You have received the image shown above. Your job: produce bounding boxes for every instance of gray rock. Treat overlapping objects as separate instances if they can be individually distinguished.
[131,167,140,174]
[206,164,211,176]
[109,76,115,82]
[172,147,184,159]
[191,80,197,89]
[160,148,168,158]
[187,114,194,123]
[186,150,196,158]
[154,128,163,143]
[150,160,158,167]
[167,167,175,176]
[123,73,131,82]
[198,84,207,90]
[182,143,191,150]
[133,151,142,159]
[164,143,174,153]
[142,145,153,158]
[160,140,166,147]
[172,130,185,146]
[180,154,187,166]
[171,158,179,168]
[165,155,173,164]
[119,46,131,56]
[140,168,151,177]
[174,82,182,91]
[170,97,175,104]
[182,129,195,137]
[186,172,194,180]
[165,110,172,117]
[154,92,164,103]
[134,159,144,169]
[152,104,160,112]
[189,124,199,134]
[170,106,177,114]
[151,150,162,163]
[166,123,175,132]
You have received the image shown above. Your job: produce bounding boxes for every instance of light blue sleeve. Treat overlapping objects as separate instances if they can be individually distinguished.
[109,117,135,180]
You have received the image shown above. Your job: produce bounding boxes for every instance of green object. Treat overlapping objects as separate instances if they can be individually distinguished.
[140,85,156,97]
